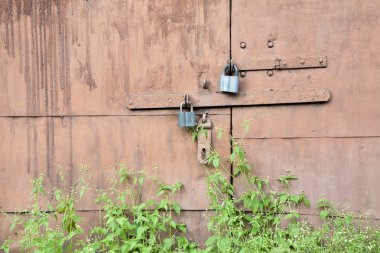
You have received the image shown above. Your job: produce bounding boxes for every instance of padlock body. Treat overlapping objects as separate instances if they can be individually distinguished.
[178,112,187,127]
[185,111,196,127]
[178,111,196,127]
[219,75,239,94]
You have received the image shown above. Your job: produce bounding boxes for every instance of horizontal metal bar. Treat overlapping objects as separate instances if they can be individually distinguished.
[239,56,327,71]
[127,88,330,110]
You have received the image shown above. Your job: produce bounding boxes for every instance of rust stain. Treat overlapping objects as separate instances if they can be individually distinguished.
[0,0,71,178]
[79,6,96,91]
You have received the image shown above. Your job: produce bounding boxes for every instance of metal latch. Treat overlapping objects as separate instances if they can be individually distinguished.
[238,56,328,71]
[197,113,212,165]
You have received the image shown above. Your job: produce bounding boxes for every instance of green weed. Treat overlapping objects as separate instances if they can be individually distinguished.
[2,123,380,252]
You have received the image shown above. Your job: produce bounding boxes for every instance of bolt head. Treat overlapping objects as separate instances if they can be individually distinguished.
[128,100,133,105]
[267,70,274,77]
[200,78,210,89]
[319,58,324,64]
[240,71,246,78]
[300,60,305,65]
[168,98,173,103]
[240,42,247,49]
[267,41,274,48]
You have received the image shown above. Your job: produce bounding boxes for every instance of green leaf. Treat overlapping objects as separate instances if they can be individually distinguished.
[251,199,259,213]
[139,177,144,187]
[303,197,311,207]
[136,226,146,238]
[178,224,187,233]
[163,238,174,250]
[9,222,16,231]
[320,210,329,219]
[205,235,216,247]
[212,158,220,168]
[172,203,181,214]
[217,131,223,140]
[80,187,86,198]
[230,152,236,163]
[169,220,177,229]
[290,195,301,204]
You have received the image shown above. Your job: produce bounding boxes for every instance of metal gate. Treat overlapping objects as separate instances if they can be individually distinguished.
[1,0,380,245]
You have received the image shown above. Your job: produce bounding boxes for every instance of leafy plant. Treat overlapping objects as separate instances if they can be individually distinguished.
[2,121,380,252]
[80,164,197,252]
[203,121,380,253]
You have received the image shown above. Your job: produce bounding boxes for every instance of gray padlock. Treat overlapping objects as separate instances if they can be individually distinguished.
[178,102,196,128]
[219,64,240,94]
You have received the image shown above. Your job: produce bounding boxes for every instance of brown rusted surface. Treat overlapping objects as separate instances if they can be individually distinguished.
[234,138,380,219]
[0,0,229,116]
[128,88,330,109]
[0,113,230,211]
[239,56,327,71]
[1,0,380,245]
[233,0,380,138]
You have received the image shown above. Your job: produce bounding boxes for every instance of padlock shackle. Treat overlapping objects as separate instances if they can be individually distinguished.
[180,101,193,112]
[223,64,239,76]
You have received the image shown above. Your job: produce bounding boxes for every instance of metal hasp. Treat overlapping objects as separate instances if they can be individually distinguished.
[197,114,212,165]
[127,88,330,110]
[238,56,328,71]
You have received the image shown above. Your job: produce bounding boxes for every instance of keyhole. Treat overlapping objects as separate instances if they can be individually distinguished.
[201,148,207,161]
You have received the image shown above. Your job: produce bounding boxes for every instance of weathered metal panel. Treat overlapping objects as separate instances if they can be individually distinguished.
[235,138,380,219]
[127,88,330,109]
[0,113,230,211]
[0,0,229,116]
[232,0,380,138]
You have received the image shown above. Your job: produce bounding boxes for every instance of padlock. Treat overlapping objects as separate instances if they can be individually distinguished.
[178,102,196,128]
[219,64,240,94]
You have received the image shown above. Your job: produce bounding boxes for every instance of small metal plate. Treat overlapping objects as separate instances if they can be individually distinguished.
[127,88,330,110]
[239,56,328,71]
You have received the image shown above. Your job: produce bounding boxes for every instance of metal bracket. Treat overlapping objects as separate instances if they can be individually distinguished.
[197,115,212,165]
[127,88,330,110]
[239,56,327,71]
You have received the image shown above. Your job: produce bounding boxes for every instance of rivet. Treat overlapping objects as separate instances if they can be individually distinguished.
[300,59,305,65]
[240,71,246,78]
[200,78,210,89]
[283,61,287,66]
[267,70,273,77]
[240,42,247,49]
[168,98,173,103]
[267,41,274,48]
[128,100,133,105]
[319,58,324,64]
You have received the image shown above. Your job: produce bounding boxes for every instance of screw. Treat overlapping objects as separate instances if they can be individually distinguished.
[267,41,274,48]
[240,71,246,78]
[267,70,273,77]
[240,42,247,49]
[200,78,210,89]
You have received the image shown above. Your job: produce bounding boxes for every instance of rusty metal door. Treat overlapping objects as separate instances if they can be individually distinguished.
[1,0,380,245]
[0,0,231,242]
[232,0,380,219]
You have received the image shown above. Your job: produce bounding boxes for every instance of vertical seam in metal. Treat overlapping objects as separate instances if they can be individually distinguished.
[229,0,234,187]
[229,0,232,62]
[230,108,234,186]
